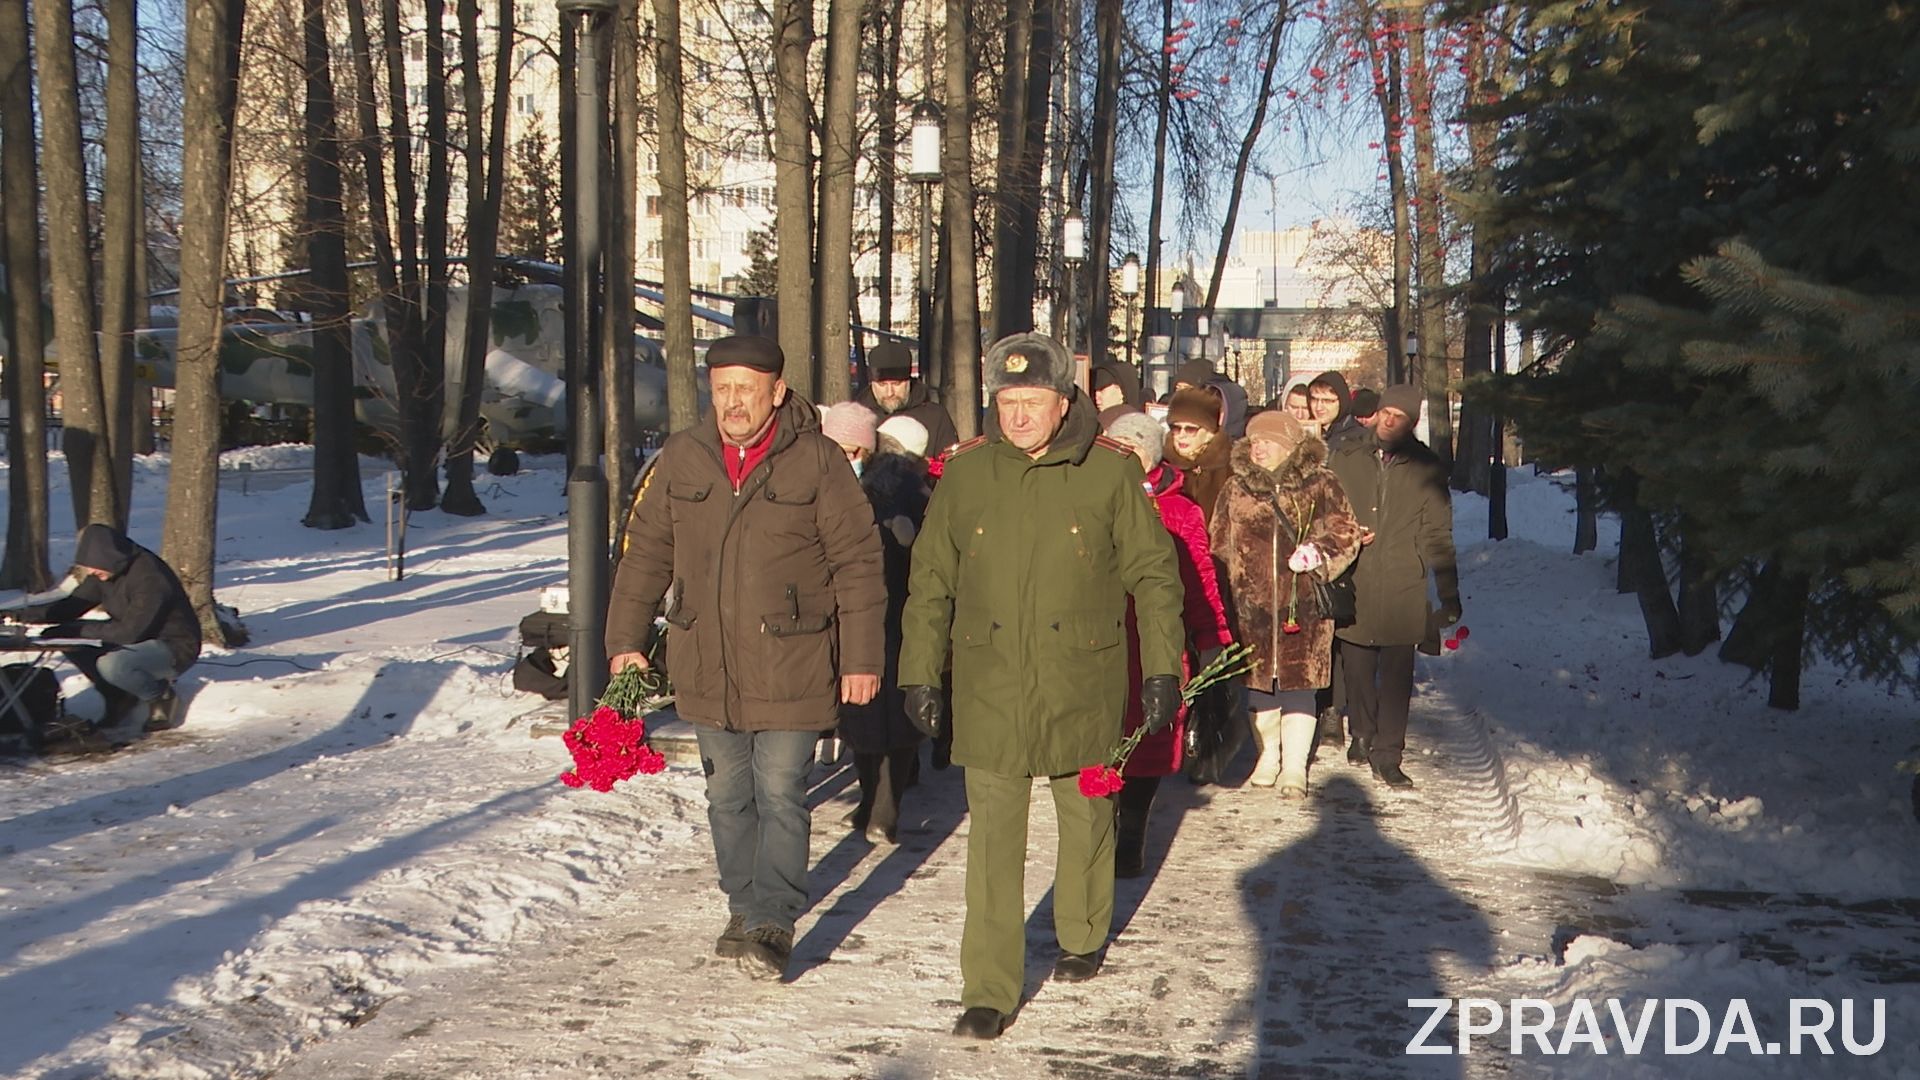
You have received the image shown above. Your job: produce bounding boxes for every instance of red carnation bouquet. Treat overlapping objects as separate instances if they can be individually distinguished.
[1078,643,1254,797]
[559,662,675,792]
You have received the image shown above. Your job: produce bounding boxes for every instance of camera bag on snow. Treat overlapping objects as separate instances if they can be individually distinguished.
[511,611,571,700]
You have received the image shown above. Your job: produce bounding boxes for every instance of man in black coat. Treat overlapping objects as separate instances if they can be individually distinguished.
[855,340,961,457]
[14,524,202,730]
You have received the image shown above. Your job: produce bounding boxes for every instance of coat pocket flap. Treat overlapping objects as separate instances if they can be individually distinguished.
[1056,613,1124,650]
[952,611,998,647]
[761,611,833,636]
[763,485,818,505]
[668,482,712,502]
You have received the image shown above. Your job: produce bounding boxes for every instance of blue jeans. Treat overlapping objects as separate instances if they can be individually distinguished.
[71,640,179,702]
[692,726,818,934]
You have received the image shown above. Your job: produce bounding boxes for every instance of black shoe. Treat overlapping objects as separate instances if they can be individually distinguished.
[1371,761,1415,789]
[737,924,793,979]
[952,1006,1011,1039]
[143,687,182,733]
[714,913,749,959]
[1052,948,1105,983]
[1316,707,1344,746]
[1346,736,1371,766]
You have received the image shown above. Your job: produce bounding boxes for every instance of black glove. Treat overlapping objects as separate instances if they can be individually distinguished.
[39,622,82,640]
[902,684,946,740]
[1140,674,1180,735]
[1436,598,1463,628]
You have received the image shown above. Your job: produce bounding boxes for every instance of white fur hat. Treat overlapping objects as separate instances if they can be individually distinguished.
[877,414,930,458]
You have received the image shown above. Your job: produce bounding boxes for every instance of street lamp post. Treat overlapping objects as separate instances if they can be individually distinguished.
[1197,313,1211,362]
[1169,281,1186,384]
[1062,210,1085,354]
[558,0,615,721]
[1119,252,1140,367]
[1404,331,1419,388]
[909,101,942,387]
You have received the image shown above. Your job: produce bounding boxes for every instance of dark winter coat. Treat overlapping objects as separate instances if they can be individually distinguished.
[22,524,202,671]
[1207,376,1250,440]
[1212,439,1362,693]
[607,392,888,733]
[855,380,961,457]
[837,450,931,753]
[899,391,1186,778]
[1163,427,1234,530]
[1327,431,1460,649]
[1120,463,1234,777]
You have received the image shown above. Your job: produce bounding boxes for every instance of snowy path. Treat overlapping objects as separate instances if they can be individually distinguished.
[267,688,1599,1080]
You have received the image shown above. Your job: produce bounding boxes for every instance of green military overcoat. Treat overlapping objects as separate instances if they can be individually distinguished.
[898,393,1186,777]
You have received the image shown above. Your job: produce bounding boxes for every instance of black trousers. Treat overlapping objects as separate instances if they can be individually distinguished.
[1341,642,1415,768]
[850,747,917,835]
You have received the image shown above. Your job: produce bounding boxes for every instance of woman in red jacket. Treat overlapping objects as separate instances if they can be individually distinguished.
[1102,410,1234,877]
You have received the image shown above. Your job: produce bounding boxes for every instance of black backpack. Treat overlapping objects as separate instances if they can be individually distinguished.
[0,664,65,751]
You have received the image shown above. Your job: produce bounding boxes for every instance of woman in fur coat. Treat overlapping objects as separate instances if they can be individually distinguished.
[1103,411,1234,876]
[1210,410,1362,797]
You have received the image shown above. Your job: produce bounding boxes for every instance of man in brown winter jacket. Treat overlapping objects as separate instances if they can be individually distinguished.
[607,335,887,980]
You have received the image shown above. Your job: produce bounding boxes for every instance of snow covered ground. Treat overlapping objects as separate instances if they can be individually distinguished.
[0,450,1915,1079]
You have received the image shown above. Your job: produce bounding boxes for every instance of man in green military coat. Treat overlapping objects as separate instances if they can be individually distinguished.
[898,332,1186,1040]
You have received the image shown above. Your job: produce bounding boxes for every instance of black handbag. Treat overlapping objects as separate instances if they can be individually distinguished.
[1313,569,1357,627]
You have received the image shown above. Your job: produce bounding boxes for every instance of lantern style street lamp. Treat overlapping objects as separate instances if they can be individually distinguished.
[908,101,942,385]
[1119,251,1140,367]
[1170,280,1187,375]
[1062,210,1085,353]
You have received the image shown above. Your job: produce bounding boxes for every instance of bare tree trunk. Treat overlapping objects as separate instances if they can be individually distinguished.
[1363,4,1410,384]
[603,0,637,513]
[443,0,515,517]
[1407,9,1450,467]
[416,0,452,509]
[1573,464,1598,553]
[989,0,1032,340]
[380,0,433,508]
[100,0,140,527]
[36,0,115,529]
[941,0,978,438]
[164,0,246,646]
[1720,560,1806,710]
[1452,21,1496,495]
[302,0,370,529]
[1202,20,1287,311]
[989,0,1054,341]
[873,0,901,336]
[773,0,815,393]
[815,0,860,403]
[1084,0,1120,368]
[0,0,53,590]
[1140,0,1173,365]
[1676,519,1721,656]
[344,0,404,352]
[655,0,698,432]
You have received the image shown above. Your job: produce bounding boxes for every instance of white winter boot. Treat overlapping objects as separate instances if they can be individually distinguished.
[1277,711,1318,798]
[1248,709,1284,786]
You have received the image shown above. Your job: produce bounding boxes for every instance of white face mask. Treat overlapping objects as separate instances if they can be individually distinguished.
[849,458,864,478]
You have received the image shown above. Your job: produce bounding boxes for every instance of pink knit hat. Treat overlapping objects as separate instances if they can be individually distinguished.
[820,401,878,452]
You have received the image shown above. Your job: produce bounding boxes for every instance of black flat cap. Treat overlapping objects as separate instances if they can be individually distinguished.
[707,335,785,374]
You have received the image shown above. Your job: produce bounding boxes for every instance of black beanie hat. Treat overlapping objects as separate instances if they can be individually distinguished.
[867,340,914,381]
[707,335,785,375]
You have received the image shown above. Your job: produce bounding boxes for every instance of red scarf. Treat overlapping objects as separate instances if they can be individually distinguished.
[723,414,779,492]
